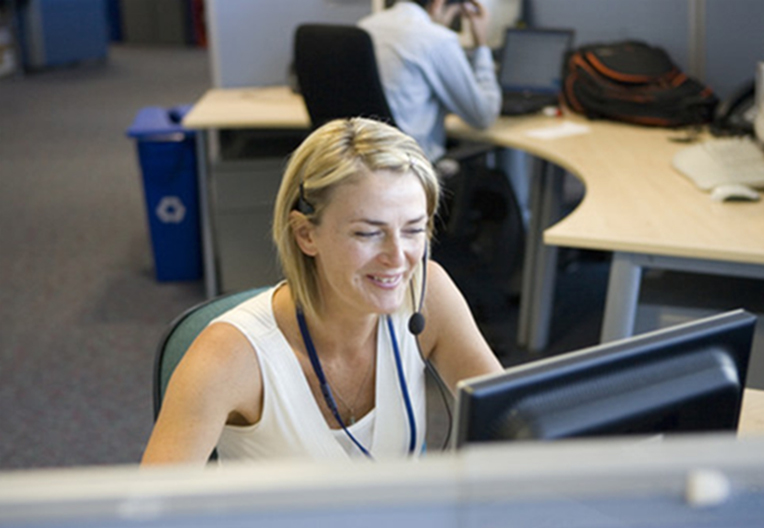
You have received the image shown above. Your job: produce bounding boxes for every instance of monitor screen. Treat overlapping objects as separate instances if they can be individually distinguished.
[498,28,574,94]
[454,309,756,447]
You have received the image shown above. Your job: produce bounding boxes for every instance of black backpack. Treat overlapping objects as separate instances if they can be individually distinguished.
[561,40,718,127]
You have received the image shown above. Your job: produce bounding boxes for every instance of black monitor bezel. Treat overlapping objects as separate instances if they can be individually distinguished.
[454,309,756,448]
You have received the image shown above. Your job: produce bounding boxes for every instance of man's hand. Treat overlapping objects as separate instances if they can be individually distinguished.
[460,0,490,48]
[427,0,462,28]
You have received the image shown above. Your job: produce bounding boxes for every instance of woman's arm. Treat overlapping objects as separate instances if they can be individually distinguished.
[141,323,262,465]
[418,260,503,391]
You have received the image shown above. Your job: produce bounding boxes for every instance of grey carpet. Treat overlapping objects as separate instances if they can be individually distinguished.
[0,45,209,469]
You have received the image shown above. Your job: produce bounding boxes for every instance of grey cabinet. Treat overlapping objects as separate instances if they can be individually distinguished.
[211,130,306,293]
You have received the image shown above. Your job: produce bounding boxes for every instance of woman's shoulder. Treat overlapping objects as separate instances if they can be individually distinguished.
[425,259,455,297]
[187,321,260,385]
[205,282,296,365]
[212,285,279,330]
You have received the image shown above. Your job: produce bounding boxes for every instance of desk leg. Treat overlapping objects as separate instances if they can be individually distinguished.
[600,252,764,343]
[196,130,219,299]
[600,251,643,342]
[518,159,562,352]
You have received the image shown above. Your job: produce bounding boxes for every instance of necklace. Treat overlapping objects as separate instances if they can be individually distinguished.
[327,348,376,425]
[295,308,417,458]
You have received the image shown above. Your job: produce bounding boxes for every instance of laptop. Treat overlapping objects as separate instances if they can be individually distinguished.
[497,28,574,116]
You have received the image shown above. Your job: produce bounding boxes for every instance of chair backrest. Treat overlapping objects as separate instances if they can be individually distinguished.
[152,287,269,419]
[293,24,396,129]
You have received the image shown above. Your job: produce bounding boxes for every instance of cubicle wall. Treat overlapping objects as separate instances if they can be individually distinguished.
[530,0,764,100]
[205,0,763,96]
[206,0,523,88]
[206,0,373,88]
[704,0,764,101]
[4,436,764,527]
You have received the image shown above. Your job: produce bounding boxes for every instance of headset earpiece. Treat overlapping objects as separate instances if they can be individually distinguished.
[296,182,315,215]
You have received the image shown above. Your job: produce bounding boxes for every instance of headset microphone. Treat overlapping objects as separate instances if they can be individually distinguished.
[407,247,428,336]
[408,312,426,336]
[407,245,453,450]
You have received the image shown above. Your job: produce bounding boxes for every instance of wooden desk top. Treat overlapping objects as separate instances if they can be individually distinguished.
[186,87,764,266]
[740,388,764,435]
[448,113,764,266]
[183,86,310,130]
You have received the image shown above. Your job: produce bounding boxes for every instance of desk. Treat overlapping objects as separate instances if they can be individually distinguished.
[448,114,764,349]
[740,388,764,435]
[185,87,764,352]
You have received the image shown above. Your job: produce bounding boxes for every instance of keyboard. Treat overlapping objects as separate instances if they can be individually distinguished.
[672,136,764,191]
[501,93,558,116]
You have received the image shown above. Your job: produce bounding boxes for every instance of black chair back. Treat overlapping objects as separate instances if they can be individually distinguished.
[294,24,396,129]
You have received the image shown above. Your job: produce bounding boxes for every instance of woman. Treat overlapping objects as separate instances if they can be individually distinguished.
[142,118,502,464]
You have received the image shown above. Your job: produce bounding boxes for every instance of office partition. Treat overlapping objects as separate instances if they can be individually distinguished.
[531,0,764,101]
[206,0,372,87]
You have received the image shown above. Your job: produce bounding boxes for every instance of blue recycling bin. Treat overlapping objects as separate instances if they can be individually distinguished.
[127,105,202,281]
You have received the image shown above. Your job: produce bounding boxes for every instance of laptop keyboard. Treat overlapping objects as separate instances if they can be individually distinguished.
[501,93,559,116]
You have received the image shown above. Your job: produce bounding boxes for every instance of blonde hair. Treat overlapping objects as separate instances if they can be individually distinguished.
[272,117,440,320]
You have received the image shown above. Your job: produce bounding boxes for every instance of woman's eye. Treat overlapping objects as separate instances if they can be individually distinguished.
[355,231,382,238]
[404,228,426,237]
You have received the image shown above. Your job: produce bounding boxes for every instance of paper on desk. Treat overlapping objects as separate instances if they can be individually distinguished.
[525,121,590,140]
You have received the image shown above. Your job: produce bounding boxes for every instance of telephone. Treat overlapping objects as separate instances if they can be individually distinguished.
[710,80,756,137]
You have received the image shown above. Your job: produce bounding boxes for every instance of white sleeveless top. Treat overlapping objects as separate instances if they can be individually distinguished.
[211,285,427,463]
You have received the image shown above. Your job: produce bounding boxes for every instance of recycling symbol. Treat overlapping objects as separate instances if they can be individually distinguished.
[155,196,186,224]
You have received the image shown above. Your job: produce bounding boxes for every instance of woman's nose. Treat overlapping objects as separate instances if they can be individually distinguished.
[380,235,406,266]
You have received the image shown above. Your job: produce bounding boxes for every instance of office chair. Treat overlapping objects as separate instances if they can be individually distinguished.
[293,24,395,129]
[152,286,269,420]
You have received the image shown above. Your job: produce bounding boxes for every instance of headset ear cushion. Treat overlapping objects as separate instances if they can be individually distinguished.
[297,182,315,215]
[297,196,315,215]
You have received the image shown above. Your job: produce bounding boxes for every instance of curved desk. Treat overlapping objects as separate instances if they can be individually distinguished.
[448,114,764,349]
[185,87,764,351]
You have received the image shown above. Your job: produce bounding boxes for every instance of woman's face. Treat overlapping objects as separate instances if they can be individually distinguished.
[296,170,428,319]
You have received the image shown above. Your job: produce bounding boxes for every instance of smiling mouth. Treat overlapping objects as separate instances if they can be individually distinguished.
[369,274,403,287]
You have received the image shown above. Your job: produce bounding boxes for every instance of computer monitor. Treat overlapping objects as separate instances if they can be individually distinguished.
[497,28,574,95]
[454,309,757,447]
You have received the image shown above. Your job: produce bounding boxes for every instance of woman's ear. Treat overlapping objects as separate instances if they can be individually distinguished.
[289,210,318,257]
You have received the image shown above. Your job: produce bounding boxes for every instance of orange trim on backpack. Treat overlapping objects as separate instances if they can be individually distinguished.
[584,51,677,84]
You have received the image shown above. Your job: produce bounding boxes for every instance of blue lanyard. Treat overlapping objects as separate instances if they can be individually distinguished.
[295,309,417,458]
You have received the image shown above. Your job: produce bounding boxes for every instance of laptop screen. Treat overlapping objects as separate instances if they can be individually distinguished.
[498,28,574,95]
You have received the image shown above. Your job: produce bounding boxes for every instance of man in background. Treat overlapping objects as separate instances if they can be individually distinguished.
[358,0,501,163]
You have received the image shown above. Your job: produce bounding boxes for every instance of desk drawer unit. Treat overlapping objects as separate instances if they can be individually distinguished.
[212,158,286,292]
